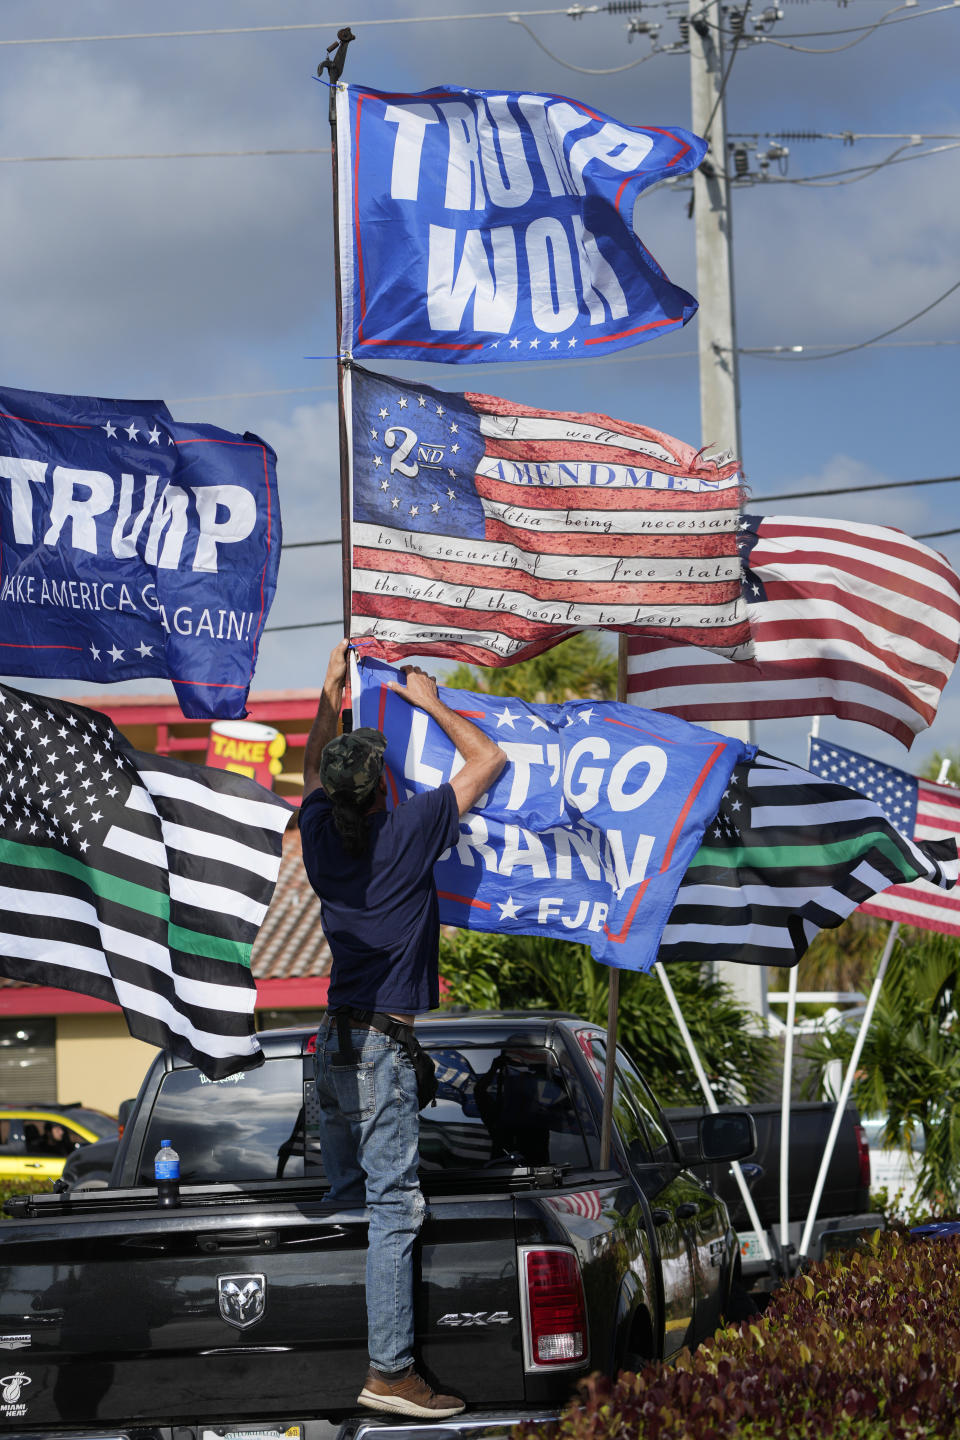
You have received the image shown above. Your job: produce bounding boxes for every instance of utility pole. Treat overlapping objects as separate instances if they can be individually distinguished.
[689,0,742,466]
[689,0,768,1021]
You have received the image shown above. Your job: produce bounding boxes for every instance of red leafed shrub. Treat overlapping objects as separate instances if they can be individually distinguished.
[514,1231,960,1439]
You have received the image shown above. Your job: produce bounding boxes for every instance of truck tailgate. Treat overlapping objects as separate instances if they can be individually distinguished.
[0,1192,524,1426]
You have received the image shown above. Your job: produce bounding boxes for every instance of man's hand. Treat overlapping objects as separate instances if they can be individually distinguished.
[386,664,506,817]
[387,665,440,711]
[325,638,350,689]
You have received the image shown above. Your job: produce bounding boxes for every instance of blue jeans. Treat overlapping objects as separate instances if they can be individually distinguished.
[314,1015,425,1374]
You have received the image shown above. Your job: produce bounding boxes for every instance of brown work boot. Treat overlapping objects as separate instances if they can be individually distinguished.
[357,1364,465,1419]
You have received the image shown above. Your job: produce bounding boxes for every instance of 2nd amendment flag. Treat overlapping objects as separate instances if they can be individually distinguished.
[0,684,292,1079]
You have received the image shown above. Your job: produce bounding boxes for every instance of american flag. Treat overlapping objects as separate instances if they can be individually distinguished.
[659,749,958,967]
[545,1191,606,1222]
[0,684,292,1078]
[627,514,960,748]
[347,364,751,666]
[809,737,960,936]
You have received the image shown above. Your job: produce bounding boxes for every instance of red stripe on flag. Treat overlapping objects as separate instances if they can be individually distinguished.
[584,316,680,344]
[754,547,960,623]
[624,683,918,748]
[437,891,493,911]
[750,616,951,689]
[629,651,936,723]
[754,520,960,591]
[757,582,958,661]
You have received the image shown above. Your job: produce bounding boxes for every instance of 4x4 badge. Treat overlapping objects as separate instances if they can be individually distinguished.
[218,1274,266,1329]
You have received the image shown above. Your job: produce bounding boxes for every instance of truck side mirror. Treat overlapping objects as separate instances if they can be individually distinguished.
[699,1111,756,1163]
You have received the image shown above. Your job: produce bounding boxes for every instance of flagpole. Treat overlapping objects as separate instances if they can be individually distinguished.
[779,714,820,1268]
[319,28,355,640]
[599,632,630,1168]
[599,967,620,1169]
[655,962,774,1263]
[779,959,799,1266]
[797,919,900,1259]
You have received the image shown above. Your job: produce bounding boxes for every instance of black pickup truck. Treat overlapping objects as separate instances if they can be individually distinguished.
[666,1100,882,1294]
[2,1012,754,1440]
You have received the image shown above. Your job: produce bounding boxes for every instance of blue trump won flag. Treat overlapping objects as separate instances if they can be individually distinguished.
[0,384,281,719]
[335,83,706,364]
[352,654,754,970]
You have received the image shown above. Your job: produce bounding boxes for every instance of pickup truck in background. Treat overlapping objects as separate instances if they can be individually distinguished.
[3,1012,755,1440]
[666,1100,882,1296]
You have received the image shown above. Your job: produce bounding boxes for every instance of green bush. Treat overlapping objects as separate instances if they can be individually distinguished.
[439,930,776,1105]
[514,1231,960,1439]
[0,1177,56,1216]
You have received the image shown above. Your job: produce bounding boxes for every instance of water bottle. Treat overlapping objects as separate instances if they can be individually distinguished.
[154,1138,181,1208]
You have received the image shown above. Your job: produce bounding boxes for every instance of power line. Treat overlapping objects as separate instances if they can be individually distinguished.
[170,385,337,403]
[275,477,960,555]
[759,0,959,43]
[0,8,601,47]
[508,14,659,71]
[265,619,342,633]
[701,5,751,145]
[753,474,960,502]
[164,337,955,411]
[0,148,329,165]
[730,131,960,142]
[741,338,959,352]
[734,139,960,187]
[739,278,960,360]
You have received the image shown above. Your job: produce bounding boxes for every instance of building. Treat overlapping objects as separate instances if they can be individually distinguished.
[0,688,330,1115]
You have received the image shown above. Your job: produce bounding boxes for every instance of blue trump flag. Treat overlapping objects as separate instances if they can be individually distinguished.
[352,654,754,970]
[0,384,281,719]
[334,83,706,364]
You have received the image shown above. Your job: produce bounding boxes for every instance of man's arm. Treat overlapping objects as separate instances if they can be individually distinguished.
[388,666,506,816]
[302,639,349,799]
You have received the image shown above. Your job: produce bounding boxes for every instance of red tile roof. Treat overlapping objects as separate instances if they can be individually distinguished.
[250,825,329,982]
[0,826,329,1006]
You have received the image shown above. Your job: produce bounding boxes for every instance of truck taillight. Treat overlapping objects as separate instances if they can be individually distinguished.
[854,1124,871,1190]
[521,1247,588,1368]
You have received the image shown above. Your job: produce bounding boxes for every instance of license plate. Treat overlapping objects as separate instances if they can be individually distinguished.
[738,1230,764,1263]
[202,1428,302,1440]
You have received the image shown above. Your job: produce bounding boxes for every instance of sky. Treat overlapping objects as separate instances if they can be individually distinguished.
[0,0,958,780]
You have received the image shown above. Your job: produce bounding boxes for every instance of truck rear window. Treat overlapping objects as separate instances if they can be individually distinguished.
[136,1043,590,1185]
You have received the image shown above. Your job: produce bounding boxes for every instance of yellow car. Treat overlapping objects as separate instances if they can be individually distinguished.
[0,1108,107,1181]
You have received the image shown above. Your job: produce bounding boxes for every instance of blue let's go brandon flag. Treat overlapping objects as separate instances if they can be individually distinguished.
[335,83,706,364]
[0,384,281,719]
[352,654,754,970]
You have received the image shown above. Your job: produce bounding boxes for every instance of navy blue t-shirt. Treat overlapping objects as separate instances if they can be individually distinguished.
[298,783,460,1014]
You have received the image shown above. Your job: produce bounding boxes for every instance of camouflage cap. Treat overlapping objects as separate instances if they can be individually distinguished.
[319,727,387,803]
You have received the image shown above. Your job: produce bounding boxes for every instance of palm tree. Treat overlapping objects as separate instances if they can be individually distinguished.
[445,632,617,704]
[439,929,776,1106]
[804,926,960,1208]
[768,910,888,1000]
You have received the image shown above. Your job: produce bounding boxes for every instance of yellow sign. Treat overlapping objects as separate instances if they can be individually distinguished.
[206,721,287,789]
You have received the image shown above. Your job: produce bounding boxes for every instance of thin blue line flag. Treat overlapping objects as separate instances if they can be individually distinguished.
[352,653,754,970]
[335,82,706,364]
[0,384,281,719]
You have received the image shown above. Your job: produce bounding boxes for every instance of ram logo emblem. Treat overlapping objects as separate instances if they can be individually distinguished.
[217,1274,266,1329]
